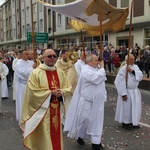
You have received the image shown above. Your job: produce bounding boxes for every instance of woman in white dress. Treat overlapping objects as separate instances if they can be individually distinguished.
[0,56,9,98]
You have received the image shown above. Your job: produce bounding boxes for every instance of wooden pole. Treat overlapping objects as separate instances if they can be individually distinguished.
[126,0,134,87]
[81,30,86,59]
[30,0,36,62]
[99,0,103,61]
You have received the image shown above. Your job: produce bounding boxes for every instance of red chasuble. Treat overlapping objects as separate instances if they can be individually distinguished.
[45,70,62,150]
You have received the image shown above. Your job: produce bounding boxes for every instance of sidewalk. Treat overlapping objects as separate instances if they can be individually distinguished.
[105,70,150,91]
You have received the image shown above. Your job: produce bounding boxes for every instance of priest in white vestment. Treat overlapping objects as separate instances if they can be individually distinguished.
[12,51,21,100]
[64,54,107,150]
[0,56,9,98]
[75,50,86,78]
[14,50,36,123]
[55,50,78,124]
[114,54,143,130]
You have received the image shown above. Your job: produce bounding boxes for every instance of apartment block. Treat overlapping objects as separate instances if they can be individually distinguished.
[0,0,150,50]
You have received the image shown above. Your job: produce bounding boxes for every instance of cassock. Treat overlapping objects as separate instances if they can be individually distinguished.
[114,64,143,125]
[14,59,34,123]
[55,59,77,121]
[64,64,107,144]
[1,63,9,98]
[20,63,72,150]
[74,59,85,78]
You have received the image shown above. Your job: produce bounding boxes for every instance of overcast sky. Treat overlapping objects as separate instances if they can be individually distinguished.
[0,0,5,6]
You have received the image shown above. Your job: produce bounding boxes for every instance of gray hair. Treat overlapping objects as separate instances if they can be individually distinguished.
[85,54,93,64]
[125,54,134,61]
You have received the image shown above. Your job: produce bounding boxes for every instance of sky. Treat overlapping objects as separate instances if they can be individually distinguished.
[0,0,5,6]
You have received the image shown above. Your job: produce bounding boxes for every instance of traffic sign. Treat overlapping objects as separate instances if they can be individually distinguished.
[27,32,49,43]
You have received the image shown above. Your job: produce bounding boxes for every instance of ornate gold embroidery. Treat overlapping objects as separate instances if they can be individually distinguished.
[51,75,58,89]
[50,74,59,130]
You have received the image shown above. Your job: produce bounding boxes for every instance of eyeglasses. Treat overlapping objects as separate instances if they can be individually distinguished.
[46,55,57,58]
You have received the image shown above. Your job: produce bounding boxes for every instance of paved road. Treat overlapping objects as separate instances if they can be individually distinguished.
[0,84,150,150]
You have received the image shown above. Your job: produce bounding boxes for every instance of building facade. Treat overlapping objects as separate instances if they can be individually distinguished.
[0,0,150,50]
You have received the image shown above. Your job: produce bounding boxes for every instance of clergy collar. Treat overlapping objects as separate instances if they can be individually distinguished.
[43,63,56,71]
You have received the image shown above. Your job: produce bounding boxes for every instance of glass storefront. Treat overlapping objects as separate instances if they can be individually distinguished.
[144,27,150,46]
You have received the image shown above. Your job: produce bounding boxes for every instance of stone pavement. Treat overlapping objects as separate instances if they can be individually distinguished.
[0,84,150,150]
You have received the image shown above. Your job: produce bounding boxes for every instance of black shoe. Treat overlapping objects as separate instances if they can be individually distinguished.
[99,143,105,150]
[132,125,140,129]
[92,143,105,150]
[77,137,85,145]
[122,123,133,130]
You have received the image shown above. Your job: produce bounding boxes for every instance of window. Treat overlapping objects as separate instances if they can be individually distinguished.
[34,21,37,29]
[26,7,29,17]
[13,29,16,37]
[6,18,8,26]
[40,19,43,30]
[13,14,15,23]
[22,9,24,18]
[39,4,43,11]
[67,17,71,24]
[12,0,15,8]
[33,3,37,13]
[8,3,11,10]
[134,0,144,17]
[22,26,25,35]
[109,0,117,7]
[9,17,11,25]
[9,30,12,38]
[5,5,7,13]
[58,14,62,27]
[6,31,8,38]
[121,0,129,7]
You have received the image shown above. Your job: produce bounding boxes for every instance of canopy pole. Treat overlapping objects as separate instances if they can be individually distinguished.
[126,0,134,87]
[30,0,36,62]
[81,30,86,59]
[99,0,103,61]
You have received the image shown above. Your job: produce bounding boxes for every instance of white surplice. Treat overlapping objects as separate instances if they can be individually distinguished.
[1,63,9,98]
[74,59,85,78]
[114,64,143,126]
[14,59,34,123]
[12,58,20,100]
[64,64,107,144]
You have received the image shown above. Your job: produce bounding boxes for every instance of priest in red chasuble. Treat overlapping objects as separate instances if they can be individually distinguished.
[20,49,72,150]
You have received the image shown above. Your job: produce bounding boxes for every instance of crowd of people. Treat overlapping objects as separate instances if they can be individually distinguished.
[81,43,150,77]
[0,43,148,150]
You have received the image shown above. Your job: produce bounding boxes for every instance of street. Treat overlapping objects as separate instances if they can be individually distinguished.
[0,83,150,150]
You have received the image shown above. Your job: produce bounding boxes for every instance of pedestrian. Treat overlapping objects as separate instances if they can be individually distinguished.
[0,61,5,114]
[144,45,150,77]
[20,49,72,150]
[64,54,107,150]
[14,49,36,123]
[5,51,14,87]
[0,56,9,98]
[114,54,143,130]
[113,53,121,74]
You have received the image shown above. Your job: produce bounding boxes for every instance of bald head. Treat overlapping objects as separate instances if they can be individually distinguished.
[125,54,135,65]
[43,49,55,56]
[43,49,58,67]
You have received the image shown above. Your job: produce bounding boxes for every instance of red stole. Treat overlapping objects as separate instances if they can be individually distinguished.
[45,70,62,150]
